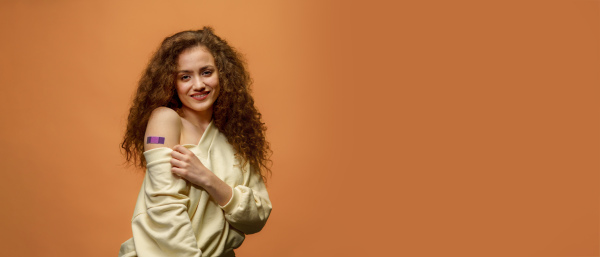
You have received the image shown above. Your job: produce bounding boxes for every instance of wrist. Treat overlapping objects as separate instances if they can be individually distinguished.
[201,171,218,190]
[193,167,214,188]
[204,174,232,206]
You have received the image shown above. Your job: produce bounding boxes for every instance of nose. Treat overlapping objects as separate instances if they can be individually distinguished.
[192,76,205,91]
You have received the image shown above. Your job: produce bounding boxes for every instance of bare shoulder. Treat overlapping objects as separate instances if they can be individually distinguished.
[148,107,181,123]
[144,107,182,151]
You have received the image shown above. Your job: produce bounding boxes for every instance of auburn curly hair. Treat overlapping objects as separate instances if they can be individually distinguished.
[121,27,271,181]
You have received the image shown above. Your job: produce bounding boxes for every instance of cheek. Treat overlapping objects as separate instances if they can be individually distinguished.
[212,72,220,86]
[208,77,220,90]
[176,82,188,94]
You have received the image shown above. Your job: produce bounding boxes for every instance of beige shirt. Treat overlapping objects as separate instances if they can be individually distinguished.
[119,122,272,257]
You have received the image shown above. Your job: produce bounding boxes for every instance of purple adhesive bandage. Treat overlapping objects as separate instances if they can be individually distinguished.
[146,136,165,144]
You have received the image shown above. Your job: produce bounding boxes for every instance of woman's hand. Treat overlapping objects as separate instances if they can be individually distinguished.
[170,145,212,187]
[170,145,233,206]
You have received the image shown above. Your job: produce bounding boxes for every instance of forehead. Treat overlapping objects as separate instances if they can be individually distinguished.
[177,46,215,68]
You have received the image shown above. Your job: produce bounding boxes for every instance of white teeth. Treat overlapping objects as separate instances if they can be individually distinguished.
[192,93,208,98]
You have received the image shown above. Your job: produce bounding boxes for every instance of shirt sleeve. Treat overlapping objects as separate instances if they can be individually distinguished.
[131,147,201,257]
[219,164,272,234]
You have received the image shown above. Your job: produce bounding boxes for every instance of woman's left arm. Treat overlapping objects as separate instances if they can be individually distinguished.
[217,165,272,234]
[170,145,272,234]
[170,145,232,206]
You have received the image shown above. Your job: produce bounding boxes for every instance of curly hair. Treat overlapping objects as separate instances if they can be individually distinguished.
[121,27,271,181]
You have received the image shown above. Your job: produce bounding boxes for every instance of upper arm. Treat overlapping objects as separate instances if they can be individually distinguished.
[144,107,182,151]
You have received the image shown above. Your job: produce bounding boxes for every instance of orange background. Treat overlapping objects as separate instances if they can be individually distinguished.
[0,0,598,256]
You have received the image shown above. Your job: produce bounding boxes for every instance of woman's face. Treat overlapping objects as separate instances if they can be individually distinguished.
[175,45,220,117]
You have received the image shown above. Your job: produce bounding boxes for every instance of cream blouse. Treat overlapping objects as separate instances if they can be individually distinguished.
[118,121,272,257]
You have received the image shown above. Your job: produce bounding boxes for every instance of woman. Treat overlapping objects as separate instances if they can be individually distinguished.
[118,27,272,257]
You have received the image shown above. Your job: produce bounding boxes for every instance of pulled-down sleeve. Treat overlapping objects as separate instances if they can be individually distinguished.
[218,165,272,235]
[131,148,201,257]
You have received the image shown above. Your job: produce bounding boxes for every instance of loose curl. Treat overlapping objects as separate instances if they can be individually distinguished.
[121,27,272,182]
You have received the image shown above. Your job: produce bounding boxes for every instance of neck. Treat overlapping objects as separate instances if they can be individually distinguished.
[180,107,212,130]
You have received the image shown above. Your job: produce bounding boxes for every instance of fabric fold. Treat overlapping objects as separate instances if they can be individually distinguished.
[119,122,271,257]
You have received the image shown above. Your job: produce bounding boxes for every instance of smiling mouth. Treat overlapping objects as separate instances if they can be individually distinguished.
[191,92,209,100]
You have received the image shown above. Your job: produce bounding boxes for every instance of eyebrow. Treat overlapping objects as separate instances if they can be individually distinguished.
[177,65,215,73]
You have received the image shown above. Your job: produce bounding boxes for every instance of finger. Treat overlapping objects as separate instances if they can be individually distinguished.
[173,145,191,154]
[171,167,187,178]
[173,145,194,155]
[177,145,194,155]
[171,150,187,160]
[170,158,188,168]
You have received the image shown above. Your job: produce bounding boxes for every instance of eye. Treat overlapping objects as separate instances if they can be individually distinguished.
[180,75,191,80]
[202,70,213,76]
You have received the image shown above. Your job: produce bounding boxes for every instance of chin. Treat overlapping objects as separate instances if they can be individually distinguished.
[186,103,215,114]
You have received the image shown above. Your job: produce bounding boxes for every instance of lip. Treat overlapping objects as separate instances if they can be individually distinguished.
[190,91,210,101]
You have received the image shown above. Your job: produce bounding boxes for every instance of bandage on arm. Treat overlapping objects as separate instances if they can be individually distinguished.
[131,107,201,257]
[143,107,182,151]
